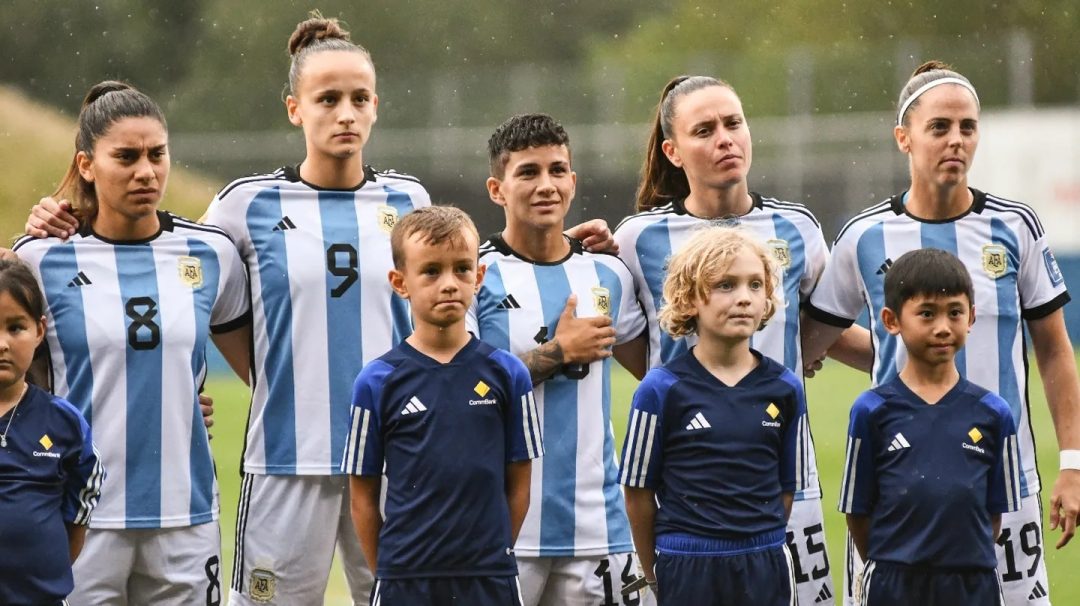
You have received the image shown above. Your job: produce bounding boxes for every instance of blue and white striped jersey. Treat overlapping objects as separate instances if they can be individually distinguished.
[808,189,1070,497]
[467,235,647,557]
[839,377,1021,569]
[203,165,431,475]
[619,351,811,538]
[15,212,249,529]
[613,194,827,500]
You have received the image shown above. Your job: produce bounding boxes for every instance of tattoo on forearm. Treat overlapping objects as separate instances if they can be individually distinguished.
[519,339,564,385]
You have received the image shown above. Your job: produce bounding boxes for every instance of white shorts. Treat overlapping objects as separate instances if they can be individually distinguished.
[843,492,1050,605]
[786,497,837,606]
[228,474,373,605]
[516,552,656,606]
[70,522,222,605]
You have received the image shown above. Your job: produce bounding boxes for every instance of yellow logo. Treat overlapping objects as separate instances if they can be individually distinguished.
[592,287,611,316]
[968,427,983,444]
[766,403,780,419]
[177,256,203,288]
[250,568,276,602]
[39,435,53,450]
[377,205,398,234]
[474,381,491,397]
[767,239,791,269]
[982,244,1008,279]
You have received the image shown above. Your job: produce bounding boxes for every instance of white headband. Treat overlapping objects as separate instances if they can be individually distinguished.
[896,77,980,126]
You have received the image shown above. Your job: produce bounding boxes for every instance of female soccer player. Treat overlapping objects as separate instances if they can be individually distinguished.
[613,75,869,605]
[14,81,251,605]
[804,60,1080,605]
[0,258,103,605]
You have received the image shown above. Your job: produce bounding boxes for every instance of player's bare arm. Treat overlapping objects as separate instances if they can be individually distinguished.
[624,486,659,584]
[211,323,253,386]
[846,514,870,561]
[65,523,87,563]
[25,196,79,239]
[349,475,383,571]
[827,324,874,373]
[613,330,649,381]
[800,315,847,376]
[782,492,794,522]
[518,294,616,385]
[1028,309,1080,549]
[992,514,1002,541]
[505,460,532,543]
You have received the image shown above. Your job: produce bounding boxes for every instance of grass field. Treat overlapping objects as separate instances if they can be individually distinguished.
[207,356,1080,604]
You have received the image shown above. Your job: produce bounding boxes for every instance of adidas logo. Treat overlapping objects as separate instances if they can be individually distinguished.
[685,412,711,431]
[887,432,911,452]
[814,584,834,603]
[272,216,297,231]
[67,271,92,287]
[876,258,893,275]
[401,396,428,416]
[496,294,522,310]
[1029,580,1047,600]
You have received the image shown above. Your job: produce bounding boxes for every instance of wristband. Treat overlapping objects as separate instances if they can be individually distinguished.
[1061,449,1080,471]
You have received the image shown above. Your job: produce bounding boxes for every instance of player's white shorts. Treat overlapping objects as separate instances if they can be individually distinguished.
[844,492,1050,606]
[229,474,373,605]
[786,497,836,605]
[516,552,655,606]
[70,522,222,605]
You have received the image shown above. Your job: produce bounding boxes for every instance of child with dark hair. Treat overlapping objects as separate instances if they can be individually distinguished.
[840,248,1021,605]
[0,258,104,605]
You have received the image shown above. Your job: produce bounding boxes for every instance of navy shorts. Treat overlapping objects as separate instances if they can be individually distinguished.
[863,560,1002,606]
[654,530,796,606]
[370,576,522,606]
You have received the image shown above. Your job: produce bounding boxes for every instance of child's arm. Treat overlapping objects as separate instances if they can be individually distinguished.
[625,487,658,583]
[505,460,532,543]
[349,476,382,571]
[65,523,87,562]
[846,514,870,561]
[992,514,1002,540]
[783,492,794,521]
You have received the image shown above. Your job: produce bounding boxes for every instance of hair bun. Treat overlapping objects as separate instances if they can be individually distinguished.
[82,80,133,108]
[912,60,953,77]
[288,14,351,56]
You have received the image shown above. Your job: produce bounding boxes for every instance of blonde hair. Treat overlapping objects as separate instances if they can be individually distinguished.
[390,206,479,269]
[659,225,781,337]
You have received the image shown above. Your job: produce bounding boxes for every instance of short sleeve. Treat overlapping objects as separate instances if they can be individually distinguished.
[986,394,1023,514]
[493,350,543,463]
[1019,233,1070,321]
[603,258,647,345]
[210,239,252,331]
[807,229,865,327]
[779,373,811,494]
[838,392,878,515]
[62,410,104,526]
[618,368,674,489]
[799,223,830,301]
[340,362,391,476]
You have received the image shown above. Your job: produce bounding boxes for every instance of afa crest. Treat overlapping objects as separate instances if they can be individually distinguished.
[249,568,276,602]
[377,205,398,234]
[177,256,203,288]
[592,286,611,316]
[767,239,791,269]
[981,244,1007,279]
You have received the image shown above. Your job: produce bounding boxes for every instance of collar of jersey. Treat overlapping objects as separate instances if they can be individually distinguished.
[889,375,968,408]
[672,191,764,220]
[283,163,376,191]
[78,210,172,245]
[684,346,768,389]
[890,187,987,224]
[485,233,582,266]
[400,334,481,366]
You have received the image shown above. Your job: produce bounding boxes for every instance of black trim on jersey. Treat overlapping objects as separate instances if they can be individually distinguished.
[170,213,236,243]
[613,202,678,232]
[282,163,376,191]
[11,234,36,252]
[373,167,422,185]
[482,232,582,266]
[833,200,894,244]
[215,168,289,199]
[77,210,172,244]
[983,195,1045,241]
[803,302,856,329]
[1022,291,1071,322]
[891,188,984,224]
[211,309,253,334]
[759,196,821,227]
[984,192,1045,233]
[670,193,760,219]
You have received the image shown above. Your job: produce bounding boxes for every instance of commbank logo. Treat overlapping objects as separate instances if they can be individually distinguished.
[685,412,711,431]
[963,427,986,454]
[39,434,53,450]
[401,396,428,416]
[887,433,910,452]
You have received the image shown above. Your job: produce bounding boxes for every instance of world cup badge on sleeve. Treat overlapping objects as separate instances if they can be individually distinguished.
[767,239,791,270]
[177,256,203,288]
[592,286,611,316]
[981,244,1008,279]
[377,205,398,234]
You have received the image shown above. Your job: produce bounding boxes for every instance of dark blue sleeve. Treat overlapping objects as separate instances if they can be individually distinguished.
[61,407,104,525]
[838,392,878,515]
[985,394,1022,514]
[340,362,390,476]
[779,374,810,494]
[618,368,673,489]
[492,349,543,463]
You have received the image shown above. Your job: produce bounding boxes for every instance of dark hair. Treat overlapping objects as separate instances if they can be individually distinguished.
[883,248,974,313]
[0,259,45,322]
[487,113,571,178]
[287,12,373,95]
[635,75,734,212]
[53,81,167,228]
[390,206,479,269]
[896,60,979,127]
